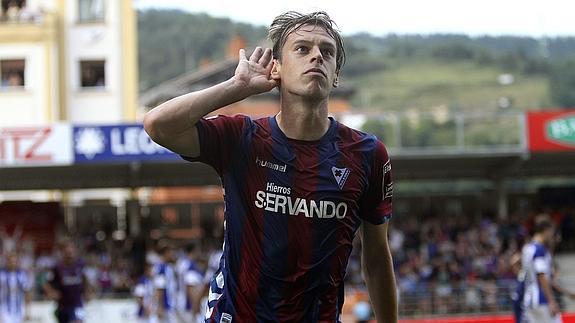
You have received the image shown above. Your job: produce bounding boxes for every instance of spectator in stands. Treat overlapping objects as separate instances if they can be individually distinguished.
[5,0,19,22]
[0,224,22,254]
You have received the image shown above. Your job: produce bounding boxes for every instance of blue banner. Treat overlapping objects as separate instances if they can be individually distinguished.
[73,124,180,163]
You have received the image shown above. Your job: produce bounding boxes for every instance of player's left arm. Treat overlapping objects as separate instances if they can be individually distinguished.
[361,221,397,323]
[24,287,32,320]
[82,269,94,302]
[358,138,396,323]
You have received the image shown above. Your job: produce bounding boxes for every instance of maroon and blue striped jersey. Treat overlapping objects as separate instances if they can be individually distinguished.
[185,115,393,323]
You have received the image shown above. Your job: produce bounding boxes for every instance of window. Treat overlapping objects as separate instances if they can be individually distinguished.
[80,60,105,88]
[1,0,25,22]
[0,59,25,88]
[78,0,104,23]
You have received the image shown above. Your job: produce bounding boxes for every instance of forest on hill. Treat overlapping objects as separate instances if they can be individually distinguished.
[138,9,575,112]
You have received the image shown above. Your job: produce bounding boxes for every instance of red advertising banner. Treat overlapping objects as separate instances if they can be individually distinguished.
[527,110,575,152]
[398,313,575,323]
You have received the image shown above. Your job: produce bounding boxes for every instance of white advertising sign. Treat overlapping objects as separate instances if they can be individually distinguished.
[0,124,73,167]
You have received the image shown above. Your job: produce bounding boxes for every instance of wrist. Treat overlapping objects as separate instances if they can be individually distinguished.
[228,76,253,97]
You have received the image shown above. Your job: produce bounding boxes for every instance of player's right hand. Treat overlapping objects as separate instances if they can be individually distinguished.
[233,47,278,96]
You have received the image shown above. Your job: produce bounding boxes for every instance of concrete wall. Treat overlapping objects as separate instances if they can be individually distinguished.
[64,0,124,123]
[0,44,47,126]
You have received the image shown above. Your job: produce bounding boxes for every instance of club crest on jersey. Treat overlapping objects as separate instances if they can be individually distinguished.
[331,166,350,190]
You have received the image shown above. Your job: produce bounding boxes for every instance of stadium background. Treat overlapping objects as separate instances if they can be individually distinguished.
[1,0,575,322]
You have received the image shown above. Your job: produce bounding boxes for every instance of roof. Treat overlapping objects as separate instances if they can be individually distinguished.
[2,151,575,191]
[139,58,355,108]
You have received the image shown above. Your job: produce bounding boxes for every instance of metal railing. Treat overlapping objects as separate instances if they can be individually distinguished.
[345,277,575,319]
[397,279,517,317]
[0,7,47,25]
[355,111,527,156]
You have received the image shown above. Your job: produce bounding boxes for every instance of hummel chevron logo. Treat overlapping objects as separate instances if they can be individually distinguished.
[331,166,350,190]
[256,157,286,172]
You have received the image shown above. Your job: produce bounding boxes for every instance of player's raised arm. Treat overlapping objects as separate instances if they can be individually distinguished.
[143,47,278,157]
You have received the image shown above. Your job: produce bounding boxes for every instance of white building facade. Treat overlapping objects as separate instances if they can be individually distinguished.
[0,0,138,207]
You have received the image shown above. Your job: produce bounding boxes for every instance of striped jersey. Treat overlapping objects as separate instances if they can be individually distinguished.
[182,259,204,311]
[0,268,30,318]
[133,275,155,318]
[521,241,552,308]
[184,115,393,323]
[154,262,177,311]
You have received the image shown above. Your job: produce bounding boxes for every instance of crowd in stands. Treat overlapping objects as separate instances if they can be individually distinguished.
[345,207,575,316]
[0,227,221,301]
[0,206,574,318]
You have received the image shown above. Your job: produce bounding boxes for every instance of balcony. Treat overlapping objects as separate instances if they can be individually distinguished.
[0,7,57,43]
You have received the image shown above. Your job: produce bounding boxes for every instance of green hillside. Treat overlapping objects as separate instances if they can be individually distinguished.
[137,9,575,110]
[348,59,551,112]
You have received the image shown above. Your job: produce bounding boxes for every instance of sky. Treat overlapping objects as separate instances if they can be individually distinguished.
[134,0,574,37]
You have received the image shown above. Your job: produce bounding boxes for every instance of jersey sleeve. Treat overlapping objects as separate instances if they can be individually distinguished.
[181,115,250,175]
[134,283,145,297]
[154,274,168,289]
[358,139,393,225]
[133,280,147,297]
[46,267,58,287]
[185,270,203,287]
[154,267,166,289]
[533,246,549,274]
[22,272,33,291]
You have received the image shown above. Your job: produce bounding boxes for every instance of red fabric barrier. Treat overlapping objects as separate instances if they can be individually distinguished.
[398,312,575,323]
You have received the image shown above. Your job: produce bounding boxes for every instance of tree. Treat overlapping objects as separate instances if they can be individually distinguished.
[550,58,575,108]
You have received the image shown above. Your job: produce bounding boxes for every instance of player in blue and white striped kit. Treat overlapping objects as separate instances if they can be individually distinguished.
[134,262,157,323]
[176,243,204,323]
[521,218,561,323]
[0,252,31,323]
[154,245,178,323]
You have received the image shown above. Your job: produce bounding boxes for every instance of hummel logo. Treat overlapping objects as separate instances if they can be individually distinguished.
[332,166,350,190]
[256,157,286,173]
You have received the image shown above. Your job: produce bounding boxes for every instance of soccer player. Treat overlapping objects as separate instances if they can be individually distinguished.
[43,240,91,323]
[154,245,178,323]
[144,11,397,323]
[134,262,157,323]
[175,243,204,322]
[521,218,562,323]
[0,252,31,323]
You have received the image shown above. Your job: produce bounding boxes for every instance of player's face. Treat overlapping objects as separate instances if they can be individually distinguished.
[164,249,176,263]
[6,254,18,270]
[543,226,556,247]
[274,24,338,100]
[62,243,76,260]
[144,265,153,277]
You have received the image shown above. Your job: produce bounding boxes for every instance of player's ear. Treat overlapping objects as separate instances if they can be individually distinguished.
[271,59,281,81]
[333,71,339,88]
